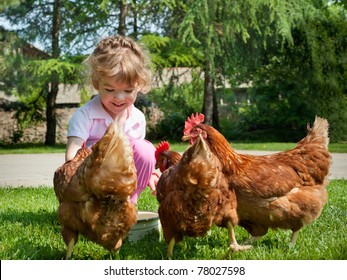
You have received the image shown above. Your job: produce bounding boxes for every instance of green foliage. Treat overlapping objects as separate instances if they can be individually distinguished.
[0,0,20,11]
[0,180,346,259]
[221,1,347,142]
[141,34,203,69]
[147,76,204,140]
[1,53,85,142]
[151,79,203,115]
[26,58,84,85]
[149,112,186,142]
[1,0,347,143]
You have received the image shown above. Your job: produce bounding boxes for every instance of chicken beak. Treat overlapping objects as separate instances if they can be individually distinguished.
[193,134,207,154]
[182,135,191,142]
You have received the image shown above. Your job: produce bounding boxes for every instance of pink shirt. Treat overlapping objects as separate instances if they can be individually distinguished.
[67,95,146,147]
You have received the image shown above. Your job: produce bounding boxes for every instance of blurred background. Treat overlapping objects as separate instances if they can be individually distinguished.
[1,0,346,145]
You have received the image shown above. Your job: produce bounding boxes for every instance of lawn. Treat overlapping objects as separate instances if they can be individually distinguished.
[1,142,347,154]
[0,180,346,260]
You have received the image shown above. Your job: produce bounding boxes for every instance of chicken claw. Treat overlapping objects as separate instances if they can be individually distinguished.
[230,243,253,252]
[227,221,252,252]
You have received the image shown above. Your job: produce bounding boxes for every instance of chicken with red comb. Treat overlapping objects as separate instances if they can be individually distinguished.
[155,141,182,173]
[182,112,331,249]
[183,113,205,143]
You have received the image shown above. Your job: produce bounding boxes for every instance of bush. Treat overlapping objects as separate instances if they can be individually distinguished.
[149,112,186,141]
[146,78,204,140]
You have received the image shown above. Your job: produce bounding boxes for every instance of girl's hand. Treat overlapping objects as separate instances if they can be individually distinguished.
[148,172,160,196]
[65,136,85,162]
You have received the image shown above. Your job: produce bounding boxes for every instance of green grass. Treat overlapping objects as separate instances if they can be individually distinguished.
[0,143,66,154]
[0,180,346,260]
[231,142,347,153]
[1,142,346,154]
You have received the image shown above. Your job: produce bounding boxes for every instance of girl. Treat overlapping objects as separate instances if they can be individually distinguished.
[65,35,157,204]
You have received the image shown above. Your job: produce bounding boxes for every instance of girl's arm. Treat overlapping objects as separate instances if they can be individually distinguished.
[65,136,85,162]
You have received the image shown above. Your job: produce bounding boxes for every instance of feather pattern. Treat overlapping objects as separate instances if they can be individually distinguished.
[184,115,331,245]
[53,120,137,259]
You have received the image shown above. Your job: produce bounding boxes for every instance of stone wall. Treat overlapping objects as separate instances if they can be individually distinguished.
[0,105,163,144]
[0,107,76,144]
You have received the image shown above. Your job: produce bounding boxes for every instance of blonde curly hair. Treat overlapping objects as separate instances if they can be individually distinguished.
[84,35,152,93]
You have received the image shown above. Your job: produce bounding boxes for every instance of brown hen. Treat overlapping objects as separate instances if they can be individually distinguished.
[53,121,137,259]
[157,134,249,258]
[183,113,331,247]
[155,141,182,172]
[155,141,182,203]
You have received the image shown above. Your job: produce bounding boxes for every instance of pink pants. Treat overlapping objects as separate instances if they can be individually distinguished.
[129,139,156,204]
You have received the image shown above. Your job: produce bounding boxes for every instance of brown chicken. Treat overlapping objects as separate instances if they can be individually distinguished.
[157,134,250,258]
[155,141,182,202]
[182,113,331,247]
[155,141,182,173]
[53,121,137,259]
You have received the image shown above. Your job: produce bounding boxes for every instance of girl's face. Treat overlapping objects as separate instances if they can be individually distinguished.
[94,75,138,119]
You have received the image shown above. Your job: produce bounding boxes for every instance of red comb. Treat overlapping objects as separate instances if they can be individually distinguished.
[155,141,170,160]
[183,113,205,135]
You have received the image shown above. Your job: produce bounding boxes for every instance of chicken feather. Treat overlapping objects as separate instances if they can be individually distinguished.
[157,134,249,258]
[183,115,331,247]
[53,120,137,259]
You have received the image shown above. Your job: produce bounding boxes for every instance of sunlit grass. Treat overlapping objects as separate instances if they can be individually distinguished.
[0,180,346,260]
[0,142,346,154]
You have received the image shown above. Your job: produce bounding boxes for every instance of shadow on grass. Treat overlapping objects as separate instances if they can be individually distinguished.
[0,209,65,259]
[0,209,58,226]
[2,198,346,260]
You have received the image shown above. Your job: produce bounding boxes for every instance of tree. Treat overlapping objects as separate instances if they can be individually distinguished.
[2,0,346,143]
[0,0,193,144]
[176,0,345,130]
[1,0,132,144]
[235,1,347,141]
[45,0,62,145]
[1,0,75,144]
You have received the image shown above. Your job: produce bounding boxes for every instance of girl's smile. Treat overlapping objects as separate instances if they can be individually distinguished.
[93,76,138,119]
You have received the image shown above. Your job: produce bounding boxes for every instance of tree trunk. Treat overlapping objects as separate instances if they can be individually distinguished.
[133,0,138,37]
[212,90,220,130]
[45,0,61,145]
[45,83,58,145]
[202,58,214,125]
[118,0,128,35]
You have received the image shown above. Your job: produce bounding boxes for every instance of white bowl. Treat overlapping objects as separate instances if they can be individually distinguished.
[127,211,160,242]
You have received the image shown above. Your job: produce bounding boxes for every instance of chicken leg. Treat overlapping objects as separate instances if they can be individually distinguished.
[289,230,300,247]
[65,238,75,260]
[62,226,78,259]
[227,222,252,252]
[114,239,123,251]
[166,238,175,259]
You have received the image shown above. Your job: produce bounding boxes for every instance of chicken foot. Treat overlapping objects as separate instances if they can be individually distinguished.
[166,238,175,259]
[227,222,252,252]
[289,230,300,248]
[114,239,123,251]
[65,238,75,260]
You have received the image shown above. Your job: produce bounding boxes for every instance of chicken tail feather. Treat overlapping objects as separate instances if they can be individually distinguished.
[305,116,329,148]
